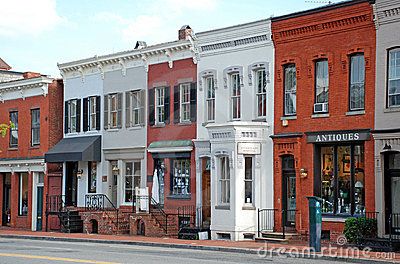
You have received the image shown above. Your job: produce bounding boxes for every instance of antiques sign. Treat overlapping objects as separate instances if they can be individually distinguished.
[238,143,261,155]
[307,130,370,143]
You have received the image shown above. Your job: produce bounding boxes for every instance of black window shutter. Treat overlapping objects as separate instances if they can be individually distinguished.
[76,99,81,132]
[139,90,145,126]
[104,95,109,130]
[126,92,131,128]
[95,96,101,130]
[173,85,180,124]
[190,82,197,122]
[164,86,170,124]
[148,89,155,126]
[117,93,123,128]
[64,101,69,134]
[83,98,88,132]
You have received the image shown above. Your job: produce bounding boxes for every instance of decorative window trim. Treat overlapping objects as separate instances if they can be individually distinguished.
[223,66,243,89]
[199,69,217,91]
[248,62,270,86]
[205,76,216,123]
[387,47,400,108]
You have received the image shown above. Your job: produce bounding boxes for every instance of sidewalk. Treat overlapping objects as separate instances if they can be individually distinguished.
[0,228,398,263]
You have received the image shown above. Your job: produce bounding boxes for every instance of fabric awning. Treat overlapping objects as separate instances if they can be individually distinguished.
[147,140,193,153]
[45,136,101,162]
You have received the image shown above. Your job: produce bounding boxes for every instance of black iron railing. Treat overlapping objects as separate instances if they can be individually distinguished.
[258,208,277,237]
[390,213,400,241]
[149,197,169,234]
[46,194,65,214]
[177,205,195,228]
[85,194,119,233]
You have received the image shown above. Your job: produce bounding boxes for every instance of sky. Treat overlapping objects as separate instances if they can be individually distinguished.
[1,0,344,78]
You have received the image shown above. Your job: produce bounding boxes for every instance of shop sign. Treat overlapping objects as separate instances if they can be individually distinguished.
[238,143,261,155]
[307,130,370,143]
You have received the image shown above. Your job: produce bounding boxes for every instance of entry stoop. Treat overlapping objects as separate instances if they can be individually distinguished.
[255,232,299,244]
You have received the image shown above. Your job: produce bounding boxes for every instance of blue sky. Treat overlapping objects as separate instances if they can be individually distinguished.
[1,0,343,77]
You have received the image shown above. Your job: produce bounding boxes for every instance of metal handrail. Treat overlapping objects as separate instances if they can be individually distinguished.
[150,197,169,234]
[177,205,195,228]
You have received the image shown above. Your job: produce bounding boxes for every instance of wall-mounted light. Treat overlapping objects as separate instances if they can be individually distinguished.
[76,169,83,180]
[300,168,308,178]
[112,165,119,175]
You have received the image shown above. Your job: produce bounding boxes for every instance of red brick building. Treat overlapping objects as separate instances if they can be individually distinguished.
[0,67,63,231]
[271,0,376,241]
[146,27,198,225]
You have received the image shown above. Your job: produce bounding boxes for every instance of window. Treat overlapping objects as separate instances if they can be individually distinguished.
[180,83,191,122]
[256,69,267,118]
[284,65,297,116]
[350,55,365,111]
[83,96,100,132]
[171,159,190,195]
[65,99,80,133]
[70,100,77,132]
[388,49,400,107]
[231,73,241,120]
[205,77,215,122]
[124,161,141,203]
[89,97,97,130]
[244,157,253,204]
[19,173,28,216]
[156,87,165,124]
[320,145,365,215]
[110,94,118,128]
[315,60,329,104]
[127,90,143,127]
[219,156,230,204]
[9,111,18,147]
[104,93,122,129]
[88,161,97,193]
[31,109,40,146]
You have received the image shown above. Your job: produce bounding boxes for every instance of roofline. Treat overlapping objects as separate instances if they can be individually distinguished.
[0,76,54,89]
[197,18,270,36]
[271,0,375,22]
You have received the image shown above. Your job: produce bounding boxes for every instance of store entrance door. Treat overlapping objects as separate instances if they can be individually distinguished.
[2,173,11,226]
[282,155,296,228]
[65,162,78,206]
[384,152,400,235]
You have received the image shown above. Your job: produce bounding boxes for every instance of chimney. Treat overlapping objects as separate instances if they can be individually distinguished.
[178,25,192,40]
[135,41,147,50]
[23,72,41,79]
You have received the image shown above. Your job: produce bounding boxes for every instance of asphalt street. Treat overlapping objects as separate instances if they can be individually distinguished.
[0,237,346,264]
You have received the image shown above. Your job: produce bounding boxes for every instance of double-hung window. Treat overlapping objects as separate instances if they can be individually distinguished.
[126,90,144,127]
[104,93,122,129]
[171,159,190,196]
[219,156,230,204]
[89,97,97,131]
[388,48,400,107]
[65,99,80,133]
[156,87,165,124]
[256,69,267,118]
[9,111,18,147]
[124,161,141,203]
[231,73,241,120]
[70,100,77,132]
[349,54,365,111]
[31,109,40,146]
[110,94,118,128]
[315,60,329,109]
[205,77,215,122]
[180,83,191,122]
[284,65,297,116]
[244,157,254,205]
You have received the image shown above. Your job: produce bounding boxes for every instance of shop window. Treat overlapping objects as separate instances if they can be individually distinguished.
[124,161,141,203]
[349,54,365,111]
[171,159,190,195]
[388,48,400,107]
[31,109,40,146]
[284,64,296,116]
[244,157,254,204]
[9,111,18,147]
[205,76,215,122]
[319,145,365,215]
[88,161,97,193]
[388,153,400,169]
[314,60,329,113]
[19,173,28,216]
[230,73,241,120]
[219,156,230,204]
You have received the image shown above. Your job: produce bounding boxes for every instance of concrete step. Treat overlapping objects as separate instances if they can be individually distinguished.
[255,237,289,244]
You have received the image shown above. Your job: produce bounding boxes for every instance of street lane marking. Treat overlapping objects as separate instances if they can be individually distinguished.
[0,253,120,264]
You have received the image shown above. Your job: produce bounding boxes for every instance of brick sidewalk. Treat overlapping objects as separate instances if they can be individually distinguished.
[0,228,398,263]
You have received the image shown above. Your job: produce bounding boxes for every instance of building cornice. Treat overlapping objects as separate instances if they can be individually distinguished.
[0,76,53,102]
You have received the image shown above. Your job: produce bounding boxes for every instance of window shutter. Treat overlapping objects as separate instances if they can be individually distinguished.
[140,89,145,126]
[76,99,81,133]
[83,98,88,132]
[126,92,131,128]
[117,93,123,129]
[164,86,170,124]
[173,85,180,124]
[148,89,155,126]
[190,82,197,122]
[64,101,69,134]
[95,96,101,130]
[104,95,109,130]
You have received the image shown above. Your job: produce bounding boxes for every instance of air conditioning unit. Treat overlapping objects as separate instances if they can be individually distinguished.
[314,102,328,113]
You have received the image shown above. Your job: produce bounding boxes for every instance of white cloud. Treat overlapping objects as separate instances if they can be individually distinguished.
[0,0,63,37]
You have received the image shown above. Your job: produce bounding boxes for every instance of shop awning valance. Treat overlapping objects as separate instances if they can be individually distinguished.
[148,140,193,153]
[45,136,101,162]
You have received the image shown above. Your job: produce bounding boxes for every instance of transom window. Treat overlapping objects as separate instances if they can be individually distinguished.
[349,54,365,111]
[206,76,215,122]
[315,60,329,104]
[219,156,230,204]
[256,69,267,118]
[180,83,191,122]
[156,87,165,124]
[124,161,141,203]
[230,73,241,120]
[172,159,190,195]
[388,49,400,107]
[284,64,296,116]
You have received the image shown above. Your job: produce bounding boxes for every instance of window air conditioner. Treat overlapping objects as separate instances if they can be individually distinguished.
[314,102,328,113]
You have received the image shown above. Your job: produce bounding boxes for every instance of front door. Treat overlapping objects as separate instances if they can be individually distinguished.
[110,161,118,207]
[202,158,211,227]
[282,155,296,227]
[65,162,78,206]
[2,173,11,226]
[154,159,165,207]
[36,186,44,231]
[384,152,400,234]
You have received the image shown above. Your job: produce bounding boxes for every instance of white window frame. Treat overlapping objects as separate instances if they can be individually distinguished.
[155,87,165,124]
[284,65,297,116]
[130,90,142,126]
[230,73,241,120]
[349,54,365,111]
[123,161,141,204]
[205,76,215,122]
[244,156,254,205]
[171,159,191,196]
[315,60,329,104]
[180,83,191,123]
[69,99,77,133]
[255,69,267,118]
[218,156,230,205]
[388,48,400,107]
[109,94,118,129]
[89,97,97,131]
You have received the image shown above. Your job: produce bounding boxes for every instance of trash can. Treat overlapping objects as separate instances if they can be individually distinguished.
[307,196,322,252]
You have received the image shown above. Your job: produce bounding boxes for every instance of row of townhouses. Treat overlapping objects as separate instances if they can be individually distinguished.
[0,0,399,243]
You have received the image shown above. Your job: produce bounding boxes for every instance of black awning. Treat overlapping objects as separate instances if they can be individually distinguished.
[45,136,101,162]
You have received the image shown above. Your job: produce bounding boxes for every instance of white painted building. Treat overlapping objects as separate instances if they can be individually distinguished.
[194,20,274,241]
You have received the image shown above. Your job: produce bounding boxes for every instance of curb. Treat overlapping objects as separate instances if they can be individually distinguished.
[0,234,395,264]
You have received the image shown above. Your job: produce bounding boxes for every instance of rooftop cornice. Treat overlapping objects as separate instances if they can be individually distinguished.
[0,76,53,90]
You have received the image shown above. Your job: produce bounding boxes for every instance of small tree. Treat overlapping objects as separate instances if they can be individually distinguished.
[0,122,14,137]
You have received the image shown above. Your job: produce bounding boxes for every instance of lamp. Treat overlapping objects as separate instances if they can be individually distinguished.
[300,168,308,178]
[112,165,119,175]
[76,169,83,180]
[355,181,364,188]
[383,144,392,151]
